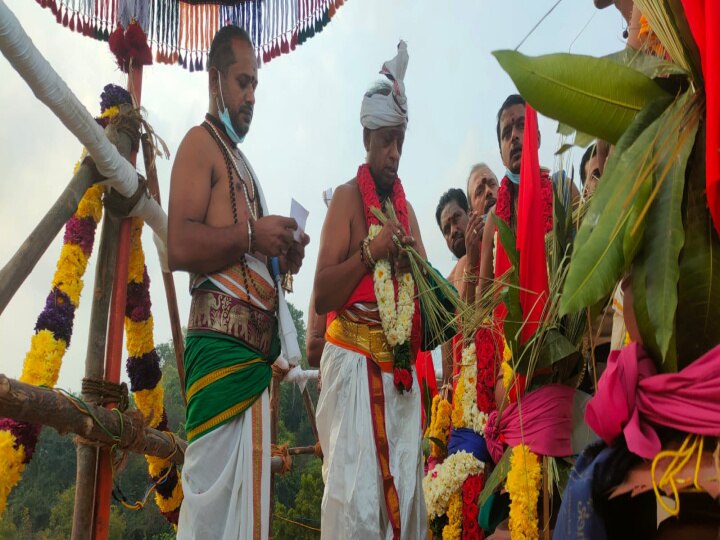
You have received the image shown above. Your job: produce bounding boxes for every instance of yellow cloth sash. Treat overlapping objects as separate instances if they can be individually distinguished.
[325,316,395,372]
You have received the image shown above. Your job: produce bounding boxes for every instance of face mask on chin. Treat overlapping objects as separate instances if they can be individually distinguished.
[216,75,245,145]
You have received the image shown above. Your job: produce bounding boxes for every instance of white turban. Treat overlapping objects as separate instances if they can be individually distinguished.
[360,40,409,130]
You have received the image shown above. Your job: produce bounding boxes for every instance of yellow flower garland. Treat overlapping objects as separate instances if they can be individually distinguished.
[0,431,26,516]
[452,344,489,434]
[124,218,181,514]
[506,444,541,540]
[442,491,463,540]
[426,395,452,458]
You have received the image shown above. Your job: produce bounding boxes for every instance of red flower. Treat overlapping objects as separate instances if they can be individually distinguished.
[400,368,413,390]
[508,372,527,403]
[393,368,402,387]
[356,164,409,230]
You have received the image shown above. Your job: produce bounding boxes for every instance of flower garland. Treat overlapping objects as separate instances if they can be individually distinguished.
[424,451,485,519]
[461,473,484,540]
[506,444,541,540]
[357,164,416,392]
[443,491,463,540]
[124,218,182,524]
[0,162,104,515]
[452,343,489,434]
[426,394,452,458]
[495,173,553,234]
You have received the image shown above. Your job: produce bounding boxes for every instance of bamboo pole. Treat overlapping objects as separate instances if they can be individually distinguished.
[302,387,320,449]
[140,134,186,404]
[0,374,185,462]
[0,161,100,316]
[93,63,144,540]
[268,374,281,536]
[71,212,121,540]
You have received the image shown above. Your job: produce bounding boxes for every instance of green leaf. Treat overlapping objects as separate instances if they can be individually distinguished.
[555,143,574,156]
[676,127,720,368]
[537,329,578,369]
[622,173,652,264]
[560,96,674,314]
[573,131,594,148]
[643,93,698,360]
[557,122,575,136]
[603,48,687,79]
[495,217,523,349]
[427,437,447,455]
[631,257,663,363]
[492,50,670,144]
[478,447,512,508]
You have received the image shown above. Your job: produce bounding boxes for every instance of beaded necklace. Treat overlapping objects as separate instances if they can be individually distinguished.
[202,117,276,306]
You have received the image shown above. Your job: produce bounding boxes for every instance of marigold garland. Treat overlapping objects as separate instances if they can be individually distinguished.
[426,395,452,458]
[443,491,463,540]
[0,169,103,515]
[506,444,541,540]
[124,218,181,524]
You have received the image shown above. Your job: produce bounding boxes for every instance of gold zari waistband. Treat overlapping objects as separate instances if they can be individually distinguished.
[325,316,395,372]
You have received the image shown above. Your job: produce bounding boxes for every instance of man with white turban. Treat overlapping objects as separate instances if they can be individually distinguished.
[312,41,428,539]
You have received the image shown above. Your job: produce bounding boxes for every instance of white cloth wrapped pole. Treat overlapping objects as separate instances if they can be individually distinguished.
[0,0,168,240]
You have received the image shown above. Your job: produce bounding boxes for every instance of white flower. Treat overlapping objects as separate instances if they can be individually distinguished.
[423,451,484,518]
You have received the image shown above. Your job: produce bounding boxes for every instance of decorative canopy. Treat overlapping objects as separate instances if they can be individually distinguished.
[35,0,346,70]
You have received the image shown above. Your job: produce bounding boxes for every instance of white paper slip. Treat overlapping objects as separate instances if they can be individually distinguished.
[290,198,309,242]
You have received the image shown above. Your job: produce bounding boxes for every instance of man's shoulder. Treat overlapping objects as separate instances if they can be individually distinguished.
[332,180,361,200]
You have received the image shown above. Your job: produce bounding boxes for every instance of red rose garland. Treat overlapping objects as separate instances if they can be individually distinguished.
[495,173,553,234]
[462,473,485,539]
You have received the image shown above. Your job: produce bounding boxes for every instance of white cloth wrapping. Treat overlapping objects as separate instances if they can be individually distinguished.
[316,343,427,540]
[0,0,168,240]
[178,390,271,540]
[360,40,409,130]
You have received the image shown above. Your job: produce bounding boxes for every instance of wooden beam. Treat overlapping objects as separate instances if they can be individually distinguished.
[72,212,120,540]
[140,134,186,404]
[0,162,96,315]
[0,374,185,464]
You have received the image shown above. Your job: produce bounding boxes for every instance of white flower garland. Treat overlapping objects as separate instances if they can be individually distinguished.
[459,343,490,434]
[368,224,415,347]
[423,451,485,519]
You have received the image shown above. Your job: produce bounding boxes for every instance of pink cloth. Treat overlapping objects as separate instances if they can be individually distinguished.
[586,342,720,459]
[484,384,576,462]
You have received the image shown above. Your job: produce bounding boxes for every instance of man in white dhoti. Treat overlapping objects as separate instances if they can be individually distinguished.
[168,25,309,539]
[313,41,428,540]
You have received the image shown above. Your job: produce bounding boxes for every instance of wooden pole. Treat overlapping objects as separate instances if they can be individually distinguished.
[0,374,185,462]
[93,63,144,540]
[140,134,186,404]
[302,387,320,448]
[0,162,100,315]
[268,374,281,536]
[71,212,121,540]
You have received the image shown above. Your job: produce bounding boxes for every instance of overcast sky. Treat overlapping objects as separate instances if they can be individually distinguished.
[0,0,627,391]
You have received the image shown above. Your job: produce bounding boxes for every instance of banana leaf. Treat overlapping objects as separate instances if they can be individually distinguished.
[492,50,670,145]
[478,447,511,508]
[560,96,674,315]
[676,129,720,368]
[642,92,699,361]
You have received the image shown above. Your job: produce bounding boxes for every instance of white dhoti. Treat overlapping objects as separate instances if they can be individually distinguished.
[316,342,427,540]
[178,390,270,540]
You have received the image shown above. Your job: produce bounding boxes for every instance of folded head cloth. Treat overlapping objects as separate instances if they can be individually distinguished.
[360,40,409,130]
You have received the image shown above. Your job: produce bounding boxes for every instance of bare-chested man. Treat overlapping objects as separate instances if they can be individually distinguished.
[168,25,309,539]
[313,41,428,539]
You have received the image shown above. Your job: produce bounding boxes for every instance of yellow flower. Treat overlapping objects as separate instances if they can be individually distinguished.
[134,387,165,429]
[503,339,512,362]
[502,360,514,392]
[427,396,452,458]
[506,444,541,540]
[52,243,89,307]
[125,317,156,357]
[156,476,183,512]
[442,491,462,540]
[76,184,104,222]
[423,451,484,519]
[451,371,465,429]
[127,218,146,283]
[0,432,27,516]
[20,330,66,387]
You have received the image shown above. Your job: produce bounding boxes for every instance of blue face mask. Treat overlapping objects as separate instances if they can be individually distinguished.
[505,169,520,185]
[217,76,245,145]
